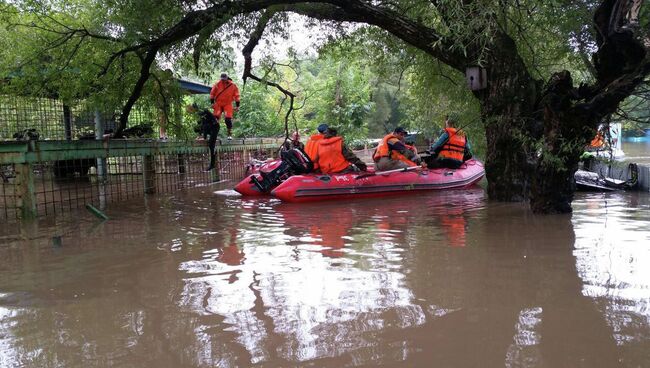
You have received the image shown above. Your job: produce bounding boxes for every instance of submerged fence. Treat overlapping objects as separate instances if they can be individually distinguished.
[0,138,282,221]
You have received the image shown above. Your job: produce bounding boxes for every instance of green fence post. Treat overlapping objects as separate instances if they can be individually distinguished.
[211,146,220,182]
[63,105,73,141]
[178,153,186,174]
[15,163,37,219]
[143,154,156,194]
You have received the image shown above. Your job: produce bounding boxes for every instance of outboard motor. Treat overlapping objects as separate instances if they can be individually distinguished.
[280,147,313,174]
[250,147,313,192]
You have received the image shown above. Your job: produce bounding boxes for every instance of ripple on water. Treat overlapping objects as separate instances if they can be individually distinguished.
[5,187,650,366]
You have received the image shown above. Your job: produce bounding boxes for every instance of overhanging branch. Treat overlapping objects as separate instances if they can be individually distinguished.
[115,47,159,137]
[242,9,299,140]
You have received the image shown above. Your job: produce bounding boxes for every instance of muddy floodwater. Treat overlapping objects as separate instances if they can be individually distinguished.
[1,185,649,367]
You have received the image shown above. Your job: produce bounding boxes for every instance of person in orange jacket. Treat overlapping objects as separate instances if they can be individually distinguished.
[304,124,328,171]
[373,126,421,171]
[210,73,240,140]
[314,127,367,174]
[428,115,472,169]
[589,129,606,149]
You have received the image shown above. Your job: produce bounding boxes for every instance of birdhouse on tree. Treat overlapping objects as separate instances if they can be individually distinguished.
[465,66,487,90]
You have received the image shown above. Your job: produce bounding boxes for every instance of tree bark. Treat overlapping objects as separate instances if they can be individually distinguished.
[530,71,585,214]
[476,33,541,203]
[527,0,649,213]
[115,48,158,137]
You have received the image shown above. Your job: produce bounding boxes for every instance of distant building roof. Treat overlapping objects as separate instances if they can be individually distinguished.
[177,79,211,94]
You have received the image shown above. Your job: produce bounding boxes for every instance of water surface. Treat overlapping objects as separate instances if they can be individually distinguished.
[1,186,649,367]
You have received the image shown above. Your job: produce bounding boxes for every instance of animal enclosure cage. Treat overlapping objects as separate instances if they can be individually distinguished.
[0,139,281,222]
[0,94,182,141]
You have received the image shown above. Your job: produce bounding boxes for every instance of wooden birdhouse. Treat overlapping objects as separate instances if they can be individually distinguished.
[465,66,487,90]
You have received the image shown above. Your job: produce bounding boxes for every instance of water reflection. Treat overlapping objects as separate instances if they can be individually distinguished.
[0,187,649,367]
[572,192,650,352]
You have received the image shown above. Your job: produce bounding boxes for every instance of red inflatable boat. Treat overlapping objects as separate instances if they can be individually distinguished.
[269,159,485,202]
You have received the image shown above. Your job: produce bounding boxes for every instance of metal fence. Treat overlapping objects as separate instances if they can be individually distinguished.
[0,139,281,222]
[0,95,172,141]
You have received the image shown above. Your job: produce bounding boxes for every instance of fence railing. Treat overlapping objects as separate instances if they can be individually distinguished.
[0,138,283,221]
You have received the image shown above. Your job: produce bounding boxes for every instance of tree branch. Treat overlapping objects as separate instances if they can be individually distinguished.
[592,0,647,87]
[115,47,159,137]
[241,9,301,140]
[273,2,466,70]
[579,55,650,120]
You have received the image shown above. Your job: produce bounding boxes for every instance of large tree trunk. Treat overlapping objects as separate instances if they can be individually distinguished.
[529,71,595,213]
[476,34,541,203]
[527,0,649,213]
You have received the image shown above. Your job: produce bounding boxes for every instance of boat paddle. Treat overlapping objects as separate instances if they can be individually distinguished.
[355,165,421,180]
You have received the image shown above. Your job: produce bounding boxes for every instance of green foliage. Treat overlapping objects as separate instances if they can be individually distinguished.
[235,81,288,138]
[0,0,186,110]
[0,0,646,154]
[301,55,373,142]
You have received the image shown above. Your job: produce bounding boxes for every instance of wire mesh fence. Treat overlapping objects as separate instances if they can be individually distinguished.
[0,140,281,222]
[0,95,176,141]
[0,96,67,140]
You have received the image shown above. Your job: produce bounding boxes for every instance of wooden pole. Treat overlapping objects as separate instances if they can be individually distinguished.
[15,163,37,219]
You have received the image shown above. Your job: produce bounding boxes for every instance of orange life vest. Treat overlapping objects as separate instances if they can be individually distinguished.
[305,133,325,169]
[210,80,240,106]
[373,133,417,167]
[438,128,466,162]
[316,136,350,174]
[590,132,605,148]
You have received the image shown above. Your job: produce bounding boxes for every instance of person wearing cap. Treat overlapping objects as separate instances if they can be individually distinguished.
[209,73,240,140]
[427,115,473,169]
[373,126,421,171]
[304,123,328,171]
[187,103,220,171]
[313,127,367,174]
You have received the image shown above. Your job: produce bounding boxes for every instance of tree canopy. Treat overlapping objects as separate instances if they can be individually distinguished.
[1,0,648,213]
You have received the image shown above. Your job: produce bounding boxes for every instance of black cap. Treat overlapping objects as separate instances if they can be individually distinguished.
[317,123,329,133]
[220,73,228,80]
[394,126,408,135]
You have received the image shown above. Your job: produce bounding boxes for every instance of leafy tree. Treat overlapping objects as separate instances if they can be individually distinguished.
[1,0,649,213]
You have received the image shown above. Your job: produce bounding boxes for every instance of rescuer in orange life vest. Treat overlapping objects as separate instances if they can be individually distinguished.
[589,129,606,149]
[209,73,240,140]
[313,127,367,174]
[304,124,328,171]
[427,115,473,169]
[373,126,422,171]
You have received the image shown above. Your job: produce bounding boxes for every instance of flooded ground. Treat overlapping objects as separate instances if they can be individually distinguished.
[1,184,650,367]
[623,140,650,165]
